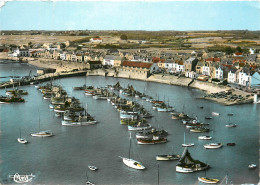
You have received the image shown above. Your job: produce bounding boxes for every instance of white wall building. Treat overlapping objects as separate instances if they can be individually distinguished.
[215,67,223,79]
[202,66,210,76]
[90,38,102,43]
[238,71,251,86]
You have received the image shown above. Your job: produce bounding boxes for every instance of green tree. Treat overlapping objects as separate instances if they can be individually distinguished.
[224,46,234,55]
[60,43,66,49]
[120,34,128,40]
[77,46,82,50]
[236,46,243,53]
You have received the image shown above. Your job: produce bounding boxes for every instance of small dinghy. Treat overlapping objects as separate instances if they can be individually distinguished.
[88,165,98,171]
[248,164,257,169]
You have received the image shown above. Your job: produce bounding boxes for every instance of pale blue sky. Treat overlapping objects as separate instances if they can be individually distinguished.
[0,1,259,31]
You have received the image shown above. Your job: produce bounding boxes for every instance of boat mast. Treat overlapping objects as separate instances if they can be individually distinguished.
[129,133,131,158]
[184,132,185,144]
[157,163,160,185]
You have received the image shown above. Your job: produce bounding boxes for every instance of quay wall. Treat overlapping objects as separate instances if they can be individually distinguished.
[147,74,191,86]
[190,80,231,94]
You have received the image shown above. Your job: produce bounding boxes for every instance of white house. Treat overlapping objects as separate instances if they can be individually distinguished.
[202,65,210,76]
[164,60,174,72]
[215,66,223,79]
[11,48,30,57]
[227,68,238,83]
[90,38,102,43]
[103,55,115,66]
[185,71,197,78]
[249,48,255,54]
[60,52,67,60]
[238,70,251,86]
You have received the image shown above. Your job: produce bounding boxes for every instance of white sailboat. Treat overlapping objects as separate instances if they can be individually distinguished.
[182,132,194,147]
[17,128,28,144]
[119,133,145,170]
[85,171,95,185]
[31,112,53,137]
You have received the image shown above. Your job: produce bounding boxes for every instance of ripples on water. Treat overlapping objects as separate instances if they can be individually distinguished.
[0,62,259,184]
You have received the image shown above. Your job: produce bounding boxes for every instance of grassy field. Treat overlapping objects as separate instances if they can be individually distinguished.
[0,30,259,50]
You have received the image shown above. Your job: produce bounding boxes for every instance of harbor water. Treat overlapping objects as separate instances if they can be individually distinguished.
[0,61,259,184]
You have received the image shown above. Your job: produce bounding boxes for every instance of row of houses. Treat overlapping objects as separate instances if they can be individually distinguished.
[7,47,260,88]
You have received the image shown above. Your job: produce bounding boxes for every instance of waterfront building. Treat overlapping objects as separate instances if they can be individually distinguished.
[184,57,198,72]
[118,61,159,79]
[76,53,84,62]
[228,68,240,84]
[164,59,174,72]
[11,48,30,57]
[202,62,211,76]
[88,61,102,69]
[238,68,251,86]
[215,66,224,79]
[185,71,197,78]
[103,55,122,66]
[60,52,67,60]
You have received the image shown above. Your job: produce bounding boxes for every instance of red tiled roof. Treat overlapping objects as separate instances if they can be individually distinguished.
[177,61,183,65]
[3,49,9,52]
[152,57,165,63]
[122,61,153,69]
[235,52,242,56]
[232,59,246,64]
[93,38,102,40]
[206,58,221,62]
[30,50,37,54]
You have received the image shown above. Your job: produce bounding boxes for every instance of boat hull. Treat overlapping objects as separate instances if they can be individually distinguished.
[121,157,145,170]
[176,165,208,173]
[17,138,28,144]
[198,177,219,184]
[156,155,180,161]
[204,143,223,149]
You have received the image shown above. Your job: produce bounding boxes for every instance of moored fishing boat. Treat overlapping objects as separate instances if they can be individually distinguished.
[73,84,86,90]
[120,118,147,125]
[204,143,222,149]
[120,111,138,119]
[137,135,167,145]
[171,112,190,120]
[31,130,53,137]
[176,147,209,173]
[198,177,219,184]
[225,123,237,127]
[190,127,210,133]
[6,89,28,96]
[212,112,220,116]
[198,136,212,140]
[128,123,151,131]
[136,129,168,139]
[156,154,180,161]
[62,115,97,126]
[0,96,25,103]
